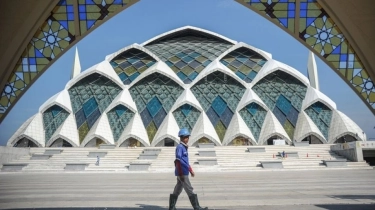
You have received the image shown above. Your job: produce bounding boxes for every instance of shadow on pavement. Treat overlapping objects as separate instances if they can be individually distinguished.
[327,194,375,200]
[315,204,375,210]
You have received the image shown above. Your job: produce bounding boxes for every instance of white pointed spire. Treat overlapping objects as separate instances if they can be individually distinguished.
[307,51,319,90]
[71,47,81,79]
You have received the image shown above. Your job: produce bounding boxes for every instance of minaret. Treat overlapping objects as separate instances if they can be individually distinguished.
[307,51,319,90]
[71,47,81,79]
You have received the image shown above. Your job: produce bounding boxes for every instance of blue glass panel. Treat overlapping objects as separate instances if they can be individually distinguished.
[220,107,234,128]
[236,57,247,63]
[188,60,200,69]
[165,61,174,67]
[206,107,220,126]
[110,61,118,68]
[87,108,101,129]
[75,108,86,128]
[177,72,187,80]
[244,77,252,83]
[115,105,127,117]
[287,106,299,126]
[202,60,211,67]
[175,61,187,69]
[276,95,291,115]
[83,97,98,118]
[273,106,286,125]
[247,103,258,115]
[176,52,187,58]
[211,96,227,116]
[118,72,127,81]
[153,108,167,128]
[182,56,194,63]
[79,13,86,20]
[189,52,200,58]
[248,71,258,80]
[123,79,131,85]
[220,60,229,66]
[127,58,139,64]
[51,105,62,117]
[119,61,131,69]
[236,71,246,80]
[181,104,192,117]
[133,61,145,69]
[183,78,192,84]
[188,71,198,81]
[147,97,162,118]
[140,108,153,127]
[129,72,140,81]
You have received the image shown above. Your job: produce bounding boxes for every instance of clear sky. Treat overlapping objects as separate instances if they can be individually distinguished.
[0,0,374,145]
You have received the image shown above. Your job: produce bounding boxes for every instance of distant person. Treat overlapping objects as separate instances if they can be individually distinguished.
[169,128,208,210]
[95,155,100,166]
[282,151,285,159]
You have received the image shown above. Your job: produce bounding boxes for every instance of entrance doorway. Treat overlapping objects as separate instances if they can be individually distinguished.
[302,135,323,144]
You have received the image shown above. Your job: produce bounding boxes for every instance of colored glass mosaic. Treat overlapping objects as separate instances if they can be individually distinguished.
[145,33,233,84]
[110,48,156,85]
[0,0,135,123]
[173,104,201,131]
[305,101,332,139]
[107,104,135,142]
[239,102,267,142]
[129,73,184,142]
[237,0,375,113]
[68,73,122,142]
[42,105,70,142]
[243,0,296,33]
[252,70,307,139]
[220,47,267,83]
[191,72,246,141]
[78,0,132,34]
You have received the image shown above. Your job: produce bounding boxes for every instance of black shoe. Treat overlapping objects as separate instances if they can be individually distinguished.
[188,194,208,210]
[169,194,178,210]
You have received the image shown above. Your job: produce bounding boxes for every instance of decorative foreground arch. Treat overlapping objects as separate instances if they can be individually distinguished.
[235,0,375,114]
[0,0,139,123]
[1,0,374,125]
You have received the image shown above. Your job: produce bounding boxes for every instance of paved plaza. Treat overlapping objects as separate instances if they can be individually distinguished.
[0,169,374,209]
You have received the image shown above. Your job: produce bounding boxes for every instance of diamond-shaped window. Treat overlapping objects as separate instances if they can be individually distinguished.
[147,97,163,117]
[211,96,227,116]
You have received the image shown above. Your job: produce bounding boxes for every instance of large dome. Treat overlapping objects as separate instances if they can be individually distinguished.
[8,26,366,147]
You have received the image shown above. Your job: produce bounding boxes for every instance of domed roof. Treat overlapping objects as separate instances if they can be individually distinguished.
[8,26,366,147]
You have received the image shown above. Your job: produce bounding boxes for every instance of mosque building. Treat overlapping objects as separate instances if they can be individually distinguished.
[7,26,366,148]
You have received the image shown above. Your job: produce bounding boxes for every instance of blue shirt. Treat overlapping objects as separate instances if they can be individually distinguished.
[174,142,191,176]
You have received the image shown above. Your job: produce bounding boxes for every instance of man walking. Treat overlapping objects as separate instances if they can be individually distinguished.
[169,128,208,210]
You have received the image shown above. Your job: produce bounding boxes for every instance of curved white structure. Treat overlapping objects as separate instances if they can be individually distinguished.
[8,26,366,147]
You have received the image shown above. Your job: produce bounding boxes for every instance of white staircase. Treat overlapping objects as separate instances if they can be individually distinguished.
[1,144,372,172]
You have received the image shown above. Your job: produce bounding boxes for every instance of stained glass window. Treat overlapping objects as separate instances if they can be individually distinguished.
[43,105,70,143]
[252,70,307,139]
[191,72,246,141]
[145,32,233,84]
[305,101,332,139]
[220,47,267,83]
[173,104,201,132]
[68,73,122,142]
[239,102,267,142]
[129,73,184,142]
[110,48,156,85]
[107,104,135,142]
